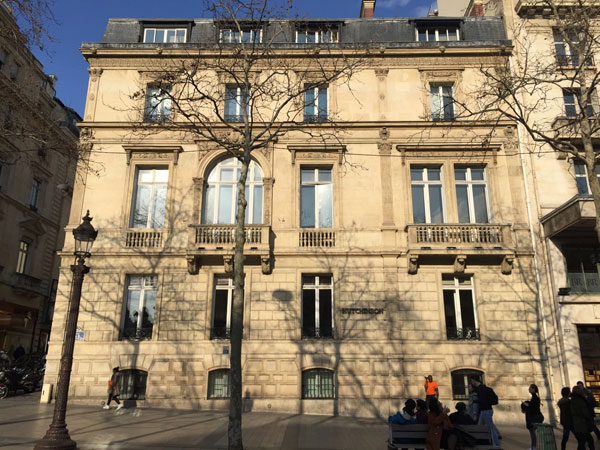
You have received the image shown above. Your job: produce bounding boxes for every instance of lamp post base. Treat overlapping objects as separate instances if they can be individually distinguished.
[34,419,77,449]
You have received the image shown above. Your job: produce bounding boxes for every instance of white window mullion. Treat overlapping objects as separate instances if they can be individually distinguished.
[453,282,463,330]
[136,288,145,332]
[226,282,233,329]
[314,278,321,331]
[466,169,476,223]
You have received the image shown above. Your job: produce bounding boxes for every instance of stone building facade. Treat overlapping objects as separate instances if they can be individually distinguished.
[0,2,80,356]
[45,10,558,422]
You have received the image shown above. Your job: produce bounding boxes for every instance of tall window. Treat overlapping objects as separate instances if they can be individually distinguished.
[302,275,333,339]
[430,84,454,121]
[563,89,595,118]
[296,29,338,43]
[455,167,490,223]
[29,178,41,211]
[302,369,334,399]
[16,241,30,274]
[119,369,148,400]
[417,26,459,42]
[220,28,262,43]
[212,277,233,339]
[451,369,483,399]
[300,167,333,228]
[208,369,230,398]
[411,166,444,223]
[224,86,250,122]
[122,275,157,340]
[554,29,579,66]
[144,85,171,122]
[304,85,328,122]
[564,248,600,293]
[443,275,479,340]
[143,28,186,43]
[203,158,263,224]
[131,167,168,228]
[575,161,600,195]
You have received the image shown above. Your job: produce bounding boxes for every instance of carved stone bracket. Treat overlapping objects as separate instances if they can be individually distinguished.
[454,255,467,273]
[187,256,200,275]
[375,68,389,81]
[501,255,514,275]
[378,142,392,155]
[379,127,390,140]
[408,254,419,275]
[261,256,272,274]
[223,255,234,274]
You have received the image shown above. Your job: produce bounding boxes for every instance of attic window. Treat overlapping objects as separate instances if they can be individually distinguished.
[220,27,263,43]
[143,28,187,43]
[416,25,460,42]
[296,25,339,43]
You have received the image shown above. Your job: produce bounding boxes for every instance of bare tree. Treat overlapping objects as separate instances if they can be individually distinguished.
[1,0,56,51]
[126,1,366,448]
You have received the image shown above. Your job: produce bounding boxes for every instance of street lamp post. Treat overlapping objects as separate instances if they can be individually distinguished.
[35,211,97,450]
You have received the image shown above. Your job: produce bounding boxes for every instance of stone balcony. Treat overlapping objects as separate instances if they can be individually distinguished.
[10,273,45,297]
[406,223,515,274]
[515,0,588,17]
[540,195,596,239]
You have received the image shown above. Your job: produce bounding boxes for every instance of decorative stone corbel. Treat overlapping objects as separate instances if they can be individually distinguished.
[454,255,467,273]
[408,254,419,275]
[187,256,200,275]
[501,255,514,275]
[261,256,272,274]
[223,255,234,274]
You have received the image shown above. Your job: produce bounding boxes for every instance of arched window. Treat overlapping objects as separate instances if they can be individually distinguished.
[451,369,484,400]
[302,368,334,399]
[118,369,148,400]
[208,369,230,399]
[203,158,263,225]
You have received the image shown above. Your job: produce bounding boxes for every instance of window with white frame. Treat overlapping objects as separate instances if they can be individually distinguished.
[417,26,459,42]
[410,166,445,223]
[455,166,490,223]
[300,167,333,228]
[224,85,250,122]
[554,28,579,66]
[563,89,595,118]
[301,275,333,339]
[430,84,455,121]
[302,369,334,399]
[203,158,263,224]
[131,167,169,229]
[29,178,41,211]
[304,85,328,122]
[208,369,230,398]
[144,85,171,122]
[16,240,30,274]
[296,28,338,43]
[443,275,479,341]
[143,28,187,43]
[212,277,234,339]
[451,369,483,399]
[574,161,600,195]
[220,28,262,43]
[121,275,157,340]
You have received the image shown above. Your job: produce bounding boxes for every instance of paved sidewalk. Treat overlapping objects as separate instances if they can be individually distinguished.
[0,393,583,450]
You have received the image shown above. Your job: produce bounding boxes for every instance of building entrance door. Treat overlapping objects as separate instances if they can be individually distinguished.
[577,325,600,402]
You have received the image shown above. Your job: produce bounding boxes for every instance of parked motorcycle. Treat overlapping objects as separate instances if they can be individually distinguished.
[0,368,26,399]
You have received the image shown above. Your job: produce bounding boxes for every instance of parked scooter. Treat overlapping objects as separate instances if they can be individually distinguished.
[0,368,26,399]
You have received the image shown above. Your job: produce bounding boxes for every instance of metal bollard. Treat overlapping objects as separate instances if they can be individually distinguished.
[534,423,557,450]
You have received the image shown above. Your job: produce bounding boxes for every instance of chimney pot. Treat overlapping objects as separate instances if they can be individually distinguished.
[360,0,376,18]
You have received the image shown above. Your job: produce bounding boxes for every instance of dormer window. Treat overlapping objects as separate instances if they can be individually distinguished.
[143,28,187,43]
[220,28,262,44]
[296,26,339,44]
[416,24,460,42]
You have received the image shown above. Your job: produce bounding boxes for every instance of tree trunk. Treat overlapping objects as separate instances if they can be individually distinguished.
[228,151,249,450]
[583,139,600,245]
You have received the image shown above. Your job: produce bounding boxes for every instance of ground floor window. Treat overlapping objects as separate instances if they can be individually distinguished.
[443,275,479,340]
[212,277,234,339]
[208,369,230,399]
[451,369,483,400]
[119,369,148,400]
[121,275,157,340]
[564,248,600,293]
[302,368,334,399]
[301,275,333,339]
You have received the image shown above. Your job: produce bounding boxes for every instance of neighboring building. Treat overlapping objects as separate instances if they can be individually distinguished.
[45,3,556,421]
[0,3,80,356]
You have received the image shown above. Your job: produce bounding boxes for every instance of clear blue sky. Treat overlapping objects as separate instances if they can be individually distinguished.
[34,0,437,116]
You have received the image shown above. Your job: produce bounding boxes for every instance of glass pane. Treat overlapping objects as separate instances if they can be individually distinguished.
[410,168,423,181]
[319,289,333,337]
[448,29,457,40]
[459,290,476,329]
[300,185,315,228]
[144,29,155,43]
[302,275,316,285]
[443,94,454,118]
[429,185,444,223]
[454,168,467,181]
[411,185,425,223]
[252,185,263,224]
[221,168,234,182]
[129,275,143,287]
[439,29,449,41]
[213,290,229,330]
[141,289,156,336]
[151,184,167,228]
[218,185,233,223]
[318,87,328,117]
[297,32,306,43]
[138,169,154,183]
[317,183,333,228]
[430,86,441,119]
[301,169,314,183]
[155,29,165,43]
[576,177,589,195]
[304,88,315,116]
[318,169,332,182]
[456,185,470,223]
[302,289,316,336]
[133,184,150,228]
[565,104,577,117]
[418,29,427,41]
[471,168,485,181]
[319,275,332,285]
[253,163,263,181]
[166,30,176,43]
[306,31,315,43]
[428,167,441,181]
[473,185,489,223]
[155,169,169,182]
[443,290,457,330]
[225,88,237,116]
[203,185,215,224]
[176,29,186,42]
[452,372,468,399]
[124,290,141,336]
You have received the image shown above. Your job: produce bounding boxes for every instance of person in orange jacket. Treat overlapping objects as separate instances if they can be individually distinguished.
[424,374,439,407]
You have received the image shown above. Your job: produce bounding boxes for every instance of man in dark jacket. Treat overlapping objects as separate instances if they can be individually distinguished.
[469,375,500,447]
[558,387,574,450]
[577,381,600,441]
[571,385,594,450]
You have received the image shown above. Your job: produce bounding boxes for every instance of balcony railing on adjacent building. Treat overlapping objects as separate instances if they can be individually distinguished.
[125,230,164,248]
[407,224,510,248]
[299,229,336,248]
[446,327,480,341]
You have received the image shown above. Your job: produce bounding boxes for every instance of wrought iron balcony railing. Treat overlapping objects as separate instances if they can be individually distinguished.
[301,327,334,339]
[210,327,231,340]
[446,327,480,341]
[121,327,153,341]
[303,114,329,123]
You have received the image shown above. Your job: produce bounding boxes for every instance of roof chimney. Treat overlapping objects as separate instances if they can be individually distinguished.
[360,0,376,18]
[469,0,484,16]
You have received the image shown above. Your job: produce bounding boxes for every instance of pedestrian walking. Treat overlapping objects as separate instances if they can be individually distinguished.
[424,374,439,407]
[577,381,600,441]
[570,384,595,450]
[469,374,501,447]
[522,383,544,450]
[103,367,123,410]
[558,387,574,450]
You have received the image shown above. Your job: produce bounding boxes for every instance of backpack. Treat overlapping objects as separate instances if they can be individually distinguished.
[488,387,499,405]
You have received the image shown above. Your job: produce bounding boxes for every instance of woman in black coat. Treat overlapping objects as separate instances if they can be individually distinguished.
[570,385,595,450]
[522,383,544,450]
